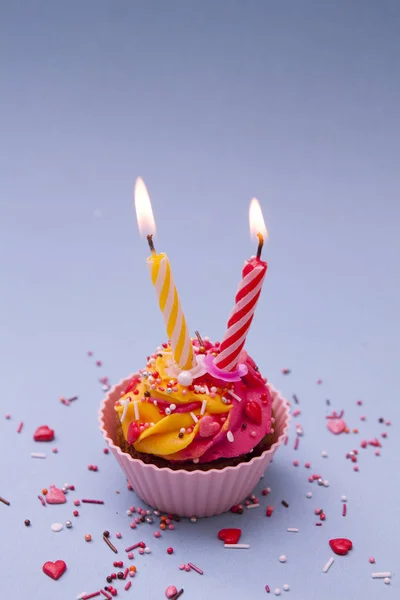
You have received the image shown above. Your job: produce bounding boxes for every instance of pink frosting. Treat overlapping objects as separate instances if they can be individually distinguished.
[168,352,272,463]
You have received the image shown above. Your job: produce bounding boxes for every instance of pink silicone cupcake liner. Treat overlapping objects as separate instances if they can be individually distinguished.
[99,376,290,517]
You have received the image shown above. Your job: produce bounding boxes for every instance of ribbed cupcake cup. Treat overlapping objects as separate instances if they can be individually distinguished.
[99,376,290,517]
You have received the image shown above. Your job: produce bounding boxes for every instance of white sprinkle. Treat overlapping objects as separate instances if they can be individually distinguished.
[372,572,391,578]
[323,557,335,573]
[76,594,87,599]
[283,584,290,591]
[227,389,242,403]
[384,578,391,585]
[341,495,347,502]
[227,431,234,443]
[321,450,328,457]
[246,503,260,509]
[190,412,199,424]
[179,427,186,434]
[279,555,287,563]
[193,458,199,464]
[224,544,250,549]
[323,479,329,487]
[120,399,130,423]
[170,404,176,411]
[200,400,207,416]
[31,452,46,459]
[133,401,139,421]
[287,528,299,533]
[274,589,281,596]
[204,385,210,395]
[51,522,63,532]
[306,492,312,498]
[144,546,151,553]
[210,386,217,393]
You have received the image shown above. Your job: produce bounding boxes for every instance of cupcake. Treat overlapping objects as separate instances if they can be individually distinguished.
[100,337,289,517]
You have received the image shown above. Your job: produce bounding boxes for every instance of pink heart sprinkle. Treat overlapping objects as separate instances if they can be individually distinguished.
[46,485,67,505]
[165,585,178,599]
[199,416,221,438]
[327,419,347,435]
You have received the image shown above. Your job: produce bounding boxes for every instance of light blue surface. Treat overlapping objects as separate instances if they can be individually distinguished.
[1,2,399,599]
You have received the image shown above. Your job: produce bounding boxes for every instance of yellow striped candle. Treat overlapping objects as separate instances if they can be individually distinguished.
[134,177,194,370]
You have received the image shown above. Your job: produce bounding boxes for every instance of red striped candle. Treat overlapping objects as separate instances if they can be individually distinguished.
[214,199,268,372]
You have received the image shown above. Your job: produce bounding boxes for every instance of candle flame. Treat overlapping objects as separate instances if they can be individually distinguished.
[249,198,268,242]
[134,177,156,237]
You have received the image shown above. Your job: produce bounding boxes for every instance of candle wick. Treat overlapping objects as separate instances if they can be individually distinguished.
[147,234,156,254]
[256,233,264,259]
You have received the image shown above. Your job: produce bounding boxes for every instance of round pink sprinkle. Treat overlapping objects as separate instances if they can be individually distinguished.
[154,531,161,538]
[381,432,387,438]
[357,400,363,405]
[305,462,311,468]
[375,450,381,456]
[168,524,175,530]
[129,506,136,512]
[116,532,122,539]
[293,460,299,467]
[386,420,391,426]
[5,414,11,419]
[179,564,185,570]
[74,500,81,506]
[130,522,136,529]
[128,552,134,559]
[184,565,191,572]
[52,447,58,453]
[127,483,133,491]
[354,466,359,472]
[369,557,375,564]
[315,508,321,515]
[165,586,178,599]
[139,548,144,555]
[103,448,109,454]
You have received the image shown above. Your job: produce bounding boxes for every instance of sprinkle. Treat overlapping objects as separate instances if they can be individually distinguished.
[341,495,347,502]
[321,451,328,458]
[125,542,143,552]
[246,503,260,509]
[31,452,46,459]
[342,504,347,516]
[133,401,140,421]
[292,394,299,404]
[279,555,287,563]
[294,437,299,450]
[17,421,24,433]
[171,590,184,600]
[227,389,242,403]
[274,589,281,596]
[120,399,130,423]
[266,506,274,517]
[282,584,290,591]
[124,581,132,591]
[281,500,289,508]
[82,593,101,600]
[227,431,234,443]
[224,544,250,549]
[0,496,10,506]
[265,585,270,593]
[188,562,203,575]
[38,495,46,506]
[103,535,118,553]
[123,567,129,579]
[287,528,299,533]
[190,412,199,424]
[82,499,105,504]
[200,400,207,415]
[100,591,112,599]
[369,557,375,564]
[372,572,391,578]
[51,522,63,532]
[306,492,312,498]
[322,557,335,573]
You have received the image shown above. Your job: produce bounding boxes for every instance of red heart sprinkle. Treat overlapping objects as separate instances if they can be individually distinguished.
[42,560,67,580]
[33,425,55,442]
[327,419,346,435]
[329,538,353,555]
[45,485,66,505]
[244,400,262,425]
[127,422,140,444]
[217,528,242,545]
